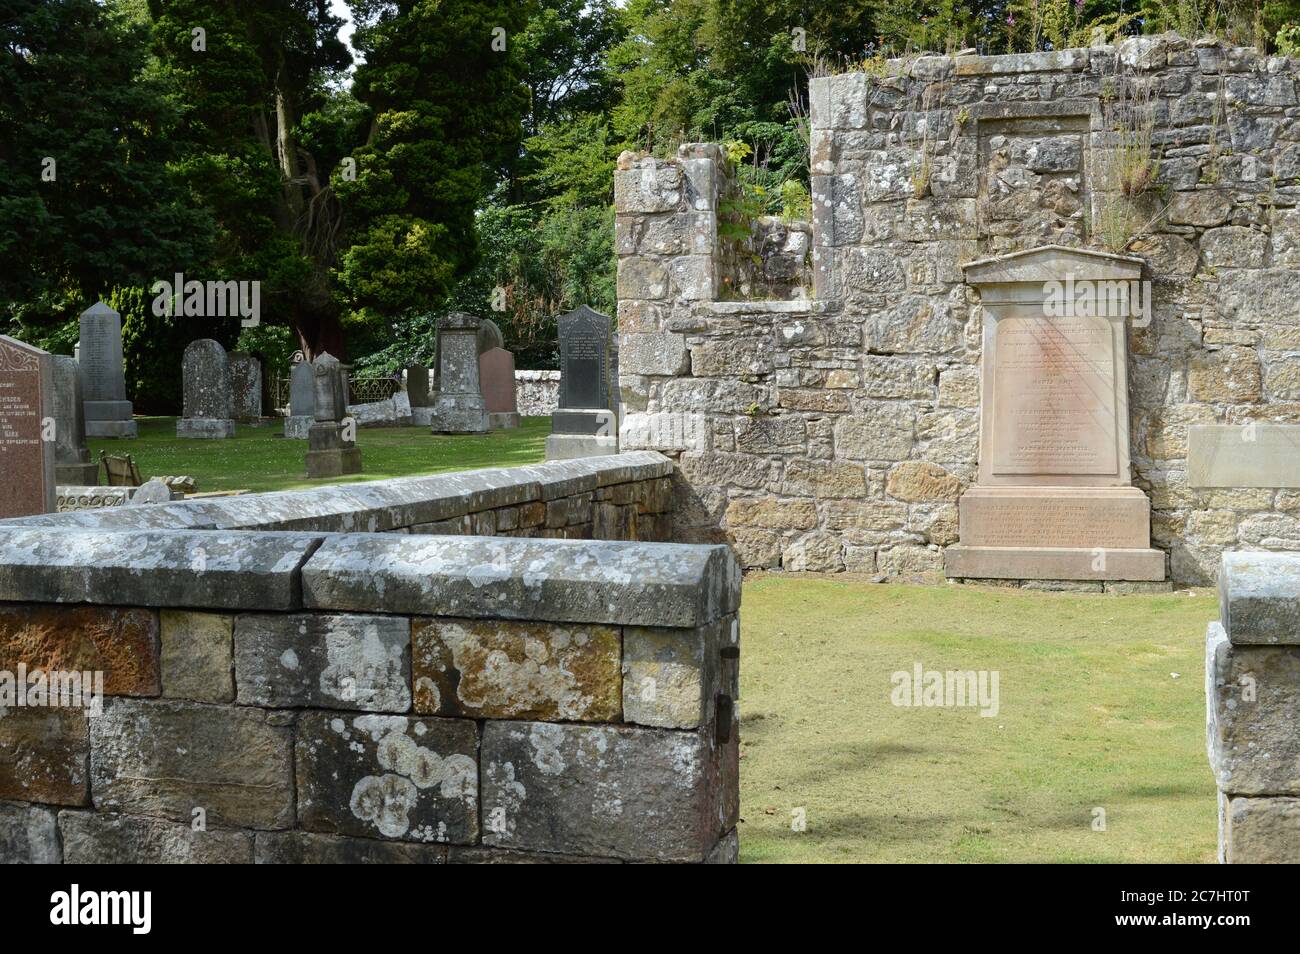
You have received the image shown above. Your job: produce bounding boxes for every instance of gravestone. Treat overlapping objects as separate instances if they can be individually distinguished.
[944,246,1165,581]
[305,352,361,478]
[50,355,98,485]
[284,360,315,439]
[479,347,520,429]
[228,352,263,422]
[426,312,488,434]
[545,305,618,460]
[78,301,137,438]
[407,365,430,406]
[0,336,56,517]
[177,339,236,439]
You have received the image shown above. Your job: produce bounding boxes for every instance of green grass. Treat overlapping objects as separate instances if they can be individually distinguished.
[88,416,549,493]
[738,575,1220,863]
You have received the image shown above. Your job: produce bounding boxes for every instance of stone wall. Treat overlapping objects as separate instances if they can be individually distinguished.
[1207,552,1300,862]
[515,369,560,416]
[617,34,1300,586]
[3,452,675,542]
[0,455,740,864]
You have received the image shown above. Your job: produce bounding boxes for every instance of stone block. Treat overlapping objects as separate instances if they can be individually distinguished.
[886,461,962,502]
[480,720,736,862]
[302,534,740,629]
[0,709,88,806]
[234,613,410,712]
[1189,424,1300,488]
[724,496,817,531]
[619,333,689,376]
[90,698,293,829]
[623,617,737,729]
[1219,551,1300,645]
[1221,796,1300,863]
[160,610,233,703]
[59,811,253,863]
[835,408,914,461]
[411,618,621,722]
[1188,348,1261,403]
[296,712,479,844]
[0,800,59,863]
[0,605,159,696]
[781,459,867,498]
[1207,621,1300,796]
[255,830,448,864]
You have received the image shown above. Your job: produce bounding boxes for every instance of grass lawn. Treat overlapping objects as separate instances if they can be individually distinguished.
[87,416,549,493]
[738,575,1220,863]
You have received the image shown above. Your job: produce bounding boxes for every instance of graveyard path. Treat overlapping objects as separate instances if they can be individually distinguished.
[737,575,1218,863]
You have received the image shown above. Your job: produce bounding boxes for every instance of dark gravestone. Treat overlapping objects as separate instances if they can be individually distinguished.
[479,347,519,429]
[546,306,617,459]
[305,352,361,478]
[50,355,97,485]
[0,335,56,516]
[407,366,430,408]
[228,352,263,422]
[177,339,235,439]
[284,360,315,439]
[78,301,136,438]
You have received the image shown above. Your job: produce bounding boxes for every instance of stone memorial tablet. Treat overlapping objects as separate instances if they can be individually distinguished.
[284,360,315,439]
[228,352,263,422]
[0,336,56,517]
[50,355,98,485]
[426,313,488,434]
[78,301,136,438]
[479,347,519,429]
[178,339,236,439]
[547,305,618,460]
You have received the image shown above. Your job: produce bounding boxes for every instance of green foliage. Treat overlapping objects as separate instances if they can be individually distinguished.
[0,0,212,331]
[338,0,534,320]
[1278,21,1300,53]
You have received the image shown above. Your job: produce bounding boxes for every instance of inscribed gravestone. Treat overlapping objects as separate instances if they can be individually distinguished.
[228,353,263,422]
[78,301,136,438]
[0,336,55,517]
[284,360,315,439]
[426,313,488,434]
[305,352,361,478]
[177,339,235,439]
[546,305,618,460]
[50,355,97,485]
[479,347,519,430]
[944,246,1164,582]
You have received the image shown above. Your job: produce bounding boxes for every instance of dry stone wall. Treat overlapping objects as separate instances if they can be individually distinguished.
[0,455,740,864]
[617,35,1300,586]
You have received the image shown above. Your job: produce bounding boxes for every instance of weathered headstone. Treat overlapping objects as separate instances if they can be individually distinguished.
[479,347,520,429]
[284,360,315,439]
[305,353,362,478]
[406,366,431,426]
[944,246,1164,582]
[0,335,56,517]
[546,305,618,460]
[177,339,236,439]
[50,355,98,485]
[128,478,174,506]
[78,301,136,438]
[228,352,263,422]
[426,312,488,434]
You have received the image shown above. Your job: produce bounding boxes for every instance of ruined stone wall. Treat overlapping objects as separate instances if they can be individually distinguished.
[1207,552,1300,862]
[0,526,740,863]
[617,35,1300,586]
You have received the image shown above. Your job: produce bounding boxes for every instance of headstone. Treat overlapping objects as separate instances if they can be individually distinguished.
[406,365,431,418]
[128,478,174,506]
[479,347,520,429]
[546,305,618,460]
[50,355,98,485]
[0,335,56,517]
[305,353,362,478]
[78,301,137,438]
[177,339,236,439]
[228,352,263,422]
[477,318,505,355]
[284,360,315,439]
[944,246,1165,582]
[426,313,489,434]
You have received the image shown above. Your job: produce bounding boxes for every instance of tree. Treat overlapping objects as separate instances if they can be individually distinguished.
[336,0,534,338]
[147,0,353,359]
[0,0,211,340]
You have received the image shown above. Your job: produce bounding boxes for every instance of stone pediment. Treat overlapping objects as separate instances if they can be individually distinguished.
[962,245,1143,285]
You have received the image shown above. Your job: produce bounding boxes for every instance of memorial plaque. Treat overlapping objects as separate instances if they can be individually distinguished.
[558,306,611,411]
[990,314,1117,477]
[0,336,56,517]
[945,246,1164,582]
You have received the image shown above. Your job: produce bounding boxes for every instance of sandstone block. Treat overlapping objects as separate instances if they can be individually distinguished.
[255,830,448,864]
[0,605,158,697]
[0,800,59,863]
[59,811,252,863]
[0,709,88,806]
[160,610,233,703]
[623,616,736,729]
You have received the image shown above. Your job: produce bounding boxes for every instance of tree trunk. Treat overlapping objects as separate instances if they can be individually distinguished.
[293,300,347,363]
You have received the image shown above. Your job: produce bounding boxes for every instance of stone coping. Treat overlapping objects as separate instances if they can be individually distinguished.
[1220,551,1300,646]
[0,452,674,534]
[0,528,739,627]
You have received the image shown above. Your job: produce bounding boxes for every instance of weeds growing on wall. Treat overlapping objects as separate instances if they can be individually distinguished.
[1096,74,1163,252]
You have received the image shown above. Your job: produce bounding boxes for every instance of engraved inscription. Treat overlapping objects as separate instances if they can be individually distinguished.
[966,499,1145,548]
[991,315,1117,476]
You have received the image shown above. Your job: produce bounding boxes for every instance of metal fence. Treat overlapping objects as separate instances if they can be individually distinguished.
[271,371,401,413]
